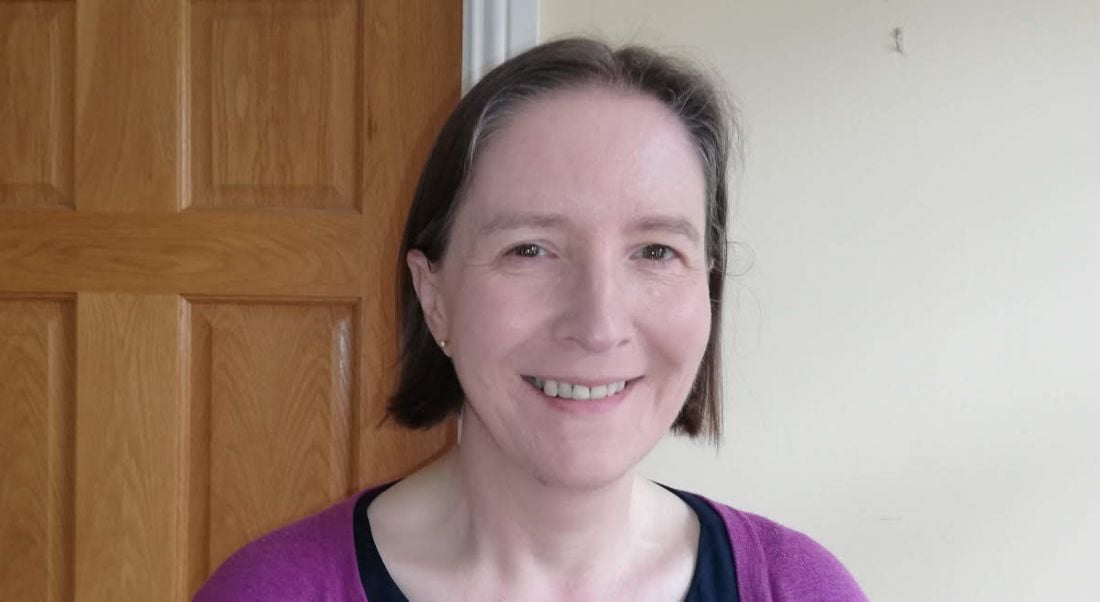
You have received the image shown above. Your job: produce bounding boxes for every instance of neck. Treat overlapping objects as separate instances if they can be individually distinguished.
[443,413,644,581]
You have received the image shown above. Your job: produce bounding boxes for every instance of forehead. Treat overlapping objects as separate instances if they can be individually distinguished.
[457,87,707,227]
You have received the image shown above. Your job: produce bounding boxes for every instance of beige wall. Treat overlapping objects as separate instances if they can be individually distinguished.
[542,2,1100,600]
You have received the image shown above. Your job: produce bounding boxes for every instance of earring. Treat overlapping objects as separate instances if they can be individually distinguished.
[438,339,448,350]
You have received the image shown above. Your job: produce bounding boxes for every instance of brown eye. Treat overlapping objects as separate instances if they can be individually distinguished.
[509,243,544,258]
[638,244,675,261]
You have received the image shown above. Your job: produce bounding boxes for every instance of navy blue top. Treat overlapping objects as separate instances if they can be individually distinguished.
[353,483,739,601]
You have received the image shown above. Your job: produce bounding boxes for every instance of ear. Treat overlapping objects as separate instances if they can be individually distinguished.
[407,249,449,351]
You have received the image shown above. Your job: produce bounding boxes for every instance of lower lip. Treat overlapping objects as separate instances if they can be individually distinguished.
[529,380,632,415]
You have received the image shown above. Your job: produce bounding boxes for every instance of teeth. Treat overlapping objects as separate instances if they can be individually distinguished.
[533,378,628,400]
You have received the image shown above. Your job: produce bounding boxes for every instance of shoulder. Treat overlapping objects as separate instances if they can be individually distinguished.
[192,493,367,602]
[703,498,868,602]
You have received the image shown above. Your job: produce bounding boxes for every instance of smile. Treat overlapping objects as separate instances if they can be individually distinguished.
[521,376,638,400]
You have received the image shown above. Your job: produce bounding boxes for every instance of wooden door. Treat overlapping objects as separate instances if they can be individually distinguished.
[0,1,460,600]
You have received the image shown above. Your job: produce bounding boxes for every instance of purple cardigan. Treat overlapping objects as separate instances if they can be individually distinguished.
[194,489,867,601]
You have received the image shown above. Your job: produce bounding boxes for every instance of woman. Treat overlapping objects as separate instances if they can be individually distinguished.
[195,38,867,601]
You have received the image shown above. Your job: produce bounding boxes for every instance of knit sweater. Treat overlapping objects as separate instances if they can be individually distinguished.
[194,488,867,601]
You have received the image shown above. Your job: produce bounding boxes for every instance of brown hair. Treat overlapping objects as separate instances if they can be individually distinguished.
[388,37,739,441]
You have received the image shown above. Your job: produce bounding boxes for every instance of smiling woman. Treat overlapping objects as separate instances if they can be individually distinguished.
[407,86,713,494]
[194,38,868,602]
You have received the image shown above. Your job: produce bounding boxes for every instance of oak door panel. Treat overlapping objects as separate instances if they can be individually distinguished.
[186,301,356,586]
[191,0,360,210]
[0,299,75,602]
[0,2,74,208]
[0,1,460,600]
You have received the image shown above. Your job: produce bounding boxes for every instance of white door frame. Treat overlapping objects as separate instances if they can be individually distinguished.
[463,0,539,93]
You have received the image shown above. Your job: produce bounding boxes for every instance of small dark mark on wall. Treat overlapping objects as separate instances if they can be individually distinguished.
[892,27,905,55]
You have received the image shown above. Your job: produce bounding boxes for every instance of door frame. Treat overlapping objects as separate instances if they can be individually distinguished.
[463,0,539,92]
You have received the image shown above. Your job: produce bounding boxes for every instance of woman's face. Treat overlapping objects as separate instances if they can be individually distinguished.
[411,87,712,488]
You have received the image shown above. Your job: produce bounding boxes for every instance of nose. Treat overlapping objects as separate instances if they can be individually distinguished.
[552,255,631,353]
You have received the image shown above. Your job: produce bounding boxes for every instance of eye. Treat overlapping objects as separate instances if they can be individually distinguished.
[636,244,677,262]
[508,243,546,258]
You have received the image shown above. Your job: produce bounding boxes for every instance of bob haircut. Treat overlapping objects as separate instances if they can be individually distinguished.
[388,37,738,441]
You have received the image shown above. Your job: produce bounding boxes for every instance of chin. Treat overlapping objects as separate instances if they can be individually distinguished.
[526,444,642,491]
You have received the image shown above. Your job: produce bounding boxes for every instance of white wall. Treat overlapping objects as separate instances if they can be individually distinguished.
[541,2,1100,600]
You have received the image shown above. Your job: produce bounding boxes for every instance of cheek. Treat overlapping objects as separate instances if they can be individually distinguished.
[446,272,550,358]
[640,278,712,369]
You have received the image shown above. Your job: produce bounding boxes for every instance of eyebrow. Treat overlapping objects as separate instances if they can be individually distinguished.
[477,212,569,235]
[630,215,702,245]
[477,211,702,244]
